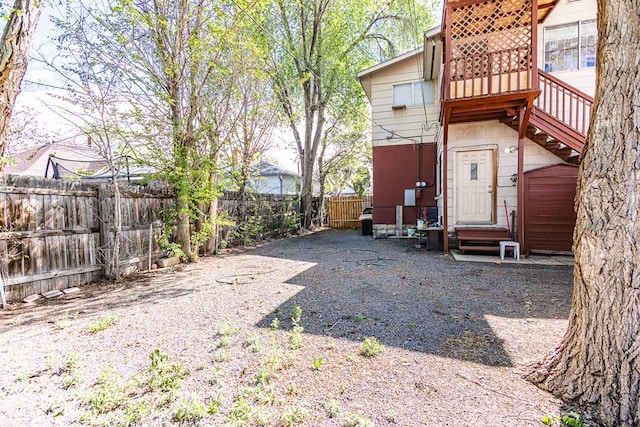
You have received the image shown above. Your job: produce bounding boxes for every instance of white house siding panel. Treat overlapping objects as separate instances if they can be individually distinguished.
[536,0,597,95]
[445,120,564,232]
[368,53,441,148]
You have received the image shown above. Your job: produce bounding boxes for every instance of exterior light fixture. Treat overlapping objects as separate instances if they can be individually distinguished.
[504,145,518,154]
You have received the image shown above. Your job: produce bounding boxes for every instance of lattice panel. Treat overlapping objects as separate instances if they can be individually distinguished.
[450,0,532,58]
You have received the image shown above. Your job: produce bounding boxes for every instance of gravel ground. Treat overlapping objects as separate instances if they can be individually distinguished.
[0,228,574,426]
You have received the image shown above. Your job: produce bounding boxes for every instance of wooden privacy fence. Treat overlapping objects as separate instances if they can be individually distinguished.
[0,175,173,303]
[0,175,302,304]
[327,195,373,228]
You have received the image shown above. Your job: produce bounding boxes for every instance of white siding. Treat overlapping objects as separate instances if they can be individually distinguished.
[365,52,441,148]
[536,0,597,95]
[445,120,564,232]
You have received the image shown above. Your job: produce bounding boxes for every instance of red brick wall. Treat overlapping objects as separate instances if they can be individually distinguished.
[372,144,437,225]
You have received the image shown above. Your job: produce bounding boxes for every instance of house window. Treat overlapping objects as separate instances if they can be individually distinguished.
[544,20,596,72]
[392,81,434,107]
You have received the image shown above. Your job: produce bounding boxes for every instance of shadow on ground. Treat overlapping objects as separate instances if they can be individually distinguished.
[1,229,573,369]
[253,229,573,368]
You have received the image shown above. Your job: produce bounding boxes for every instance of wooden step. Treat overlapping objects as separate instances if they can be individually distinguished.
[534,132,549,143]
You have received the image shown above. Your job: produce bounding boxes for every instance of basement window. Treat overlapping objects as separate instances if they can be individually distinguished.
[392,81,434,108]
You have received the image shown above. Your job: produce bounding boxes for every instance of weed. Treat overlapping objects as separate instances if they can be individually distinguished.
[340,384,348,394]
[288,326,304,350]
[311,356,324,371]
[252,408,271,426]
[217,336,230,348]
[343,412,374,427]
[270,317,280,330]
[560,413,587,427]
[354,313,369,322]
[243,332,261,351]
[120,398,151,427]
[542,412,587,427]
[360,337,384,358]
[214,349,233,363]
[408,322,417,329]
[208,395,222,415]
[227,397,252,426]
[236,385,275,405]
[286,383,297,395]
[59,352,82,388]
[327,341,338,350]
[254,366,273,385]
[208,366,222,385]
[290,301,302,326]
[84,367,125,414]
[325,399,341,418]
[280,404,307,426]
[171,398,206,423]
[147,349,189,404]
[87,317,119,334]
[45,398,65,417]
[219,319,241,337]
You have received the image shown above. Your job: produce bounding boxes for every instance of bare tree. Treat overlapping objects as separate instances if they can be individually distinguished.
[0,0,42,165]
[526,1,640,425]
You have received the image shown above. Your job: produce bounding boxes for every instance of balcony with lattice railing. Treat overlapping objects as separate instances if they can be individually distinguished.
[442,0,538,104]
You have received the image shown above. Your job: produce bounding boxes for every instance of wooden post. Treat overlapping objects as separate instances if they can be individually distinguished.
[443,110,450,254]
[97,184,111,277]
[517,108,525,254]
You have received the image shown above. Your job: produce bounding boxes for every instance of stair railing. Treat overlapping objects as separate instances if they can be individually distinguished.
[535,69,594,138]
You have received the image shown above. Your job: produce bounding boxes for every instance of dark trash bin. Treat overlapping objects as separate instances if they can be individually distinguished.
[359,207,373,236]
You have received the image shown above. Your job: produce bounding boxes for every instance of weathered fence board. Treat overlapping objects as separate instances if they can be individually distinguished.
[327,195,373,228]
[0,175,174,302]
[1,175,303,303]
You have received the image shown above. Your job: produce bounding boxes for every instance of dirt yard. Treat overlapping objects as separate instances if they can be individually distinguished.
[0,229,576,426]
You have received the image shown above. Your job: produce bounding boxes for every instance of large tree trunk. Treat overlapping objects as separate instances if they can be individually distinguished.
[525,2,640,425]
[0,0,42,161]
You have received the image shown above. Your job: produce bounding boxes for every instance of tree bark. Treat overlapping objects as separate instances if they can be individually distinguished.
[0,0,42,162]
[525,1,640,425]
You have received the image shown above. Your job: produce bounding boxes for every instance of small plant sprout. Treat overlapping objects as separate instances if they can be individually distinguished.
[354,313,370,322]
[218,319,241,337]
[270,317,280,330]
[326,399,341,418]
[311,356,324,371]
[360,337,384,357]
[208,394,222,414]
[280,404,307,426]
[286,383,297,395]
[86,317,119,334]
[343,412,374,427]
[171,398,206,422]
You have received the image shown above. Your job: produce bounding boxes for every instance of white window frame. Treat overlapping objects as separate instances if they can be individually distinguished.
[544,20,596,73]
[392,81,435,107]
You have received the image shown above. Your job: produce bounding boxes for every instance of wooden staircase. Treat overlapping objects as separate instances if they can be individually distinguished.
[502,69,594,164]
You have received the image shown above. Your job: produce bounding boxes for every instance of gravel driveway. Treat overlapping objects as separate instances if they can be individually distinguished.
[0,229,574,426]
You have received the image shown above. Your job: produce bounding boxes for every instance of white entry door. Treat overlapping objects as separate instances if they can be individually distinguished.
[456,149,494,223]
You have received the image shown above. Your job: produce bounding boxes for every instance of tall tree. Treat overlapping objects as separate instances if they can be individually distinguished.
[526,1,640,425]
[50,0,249,261]
[265,0,435,228]
[0,0,43,166]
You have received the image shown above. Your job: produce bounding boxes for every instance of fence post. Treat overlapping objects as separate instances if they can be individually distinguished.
[97,184,111,277]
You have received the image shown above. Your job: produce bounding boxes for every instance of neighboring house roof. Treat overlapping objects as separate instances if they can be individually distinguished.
[252,160,300,178]
[5,138,104,177]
